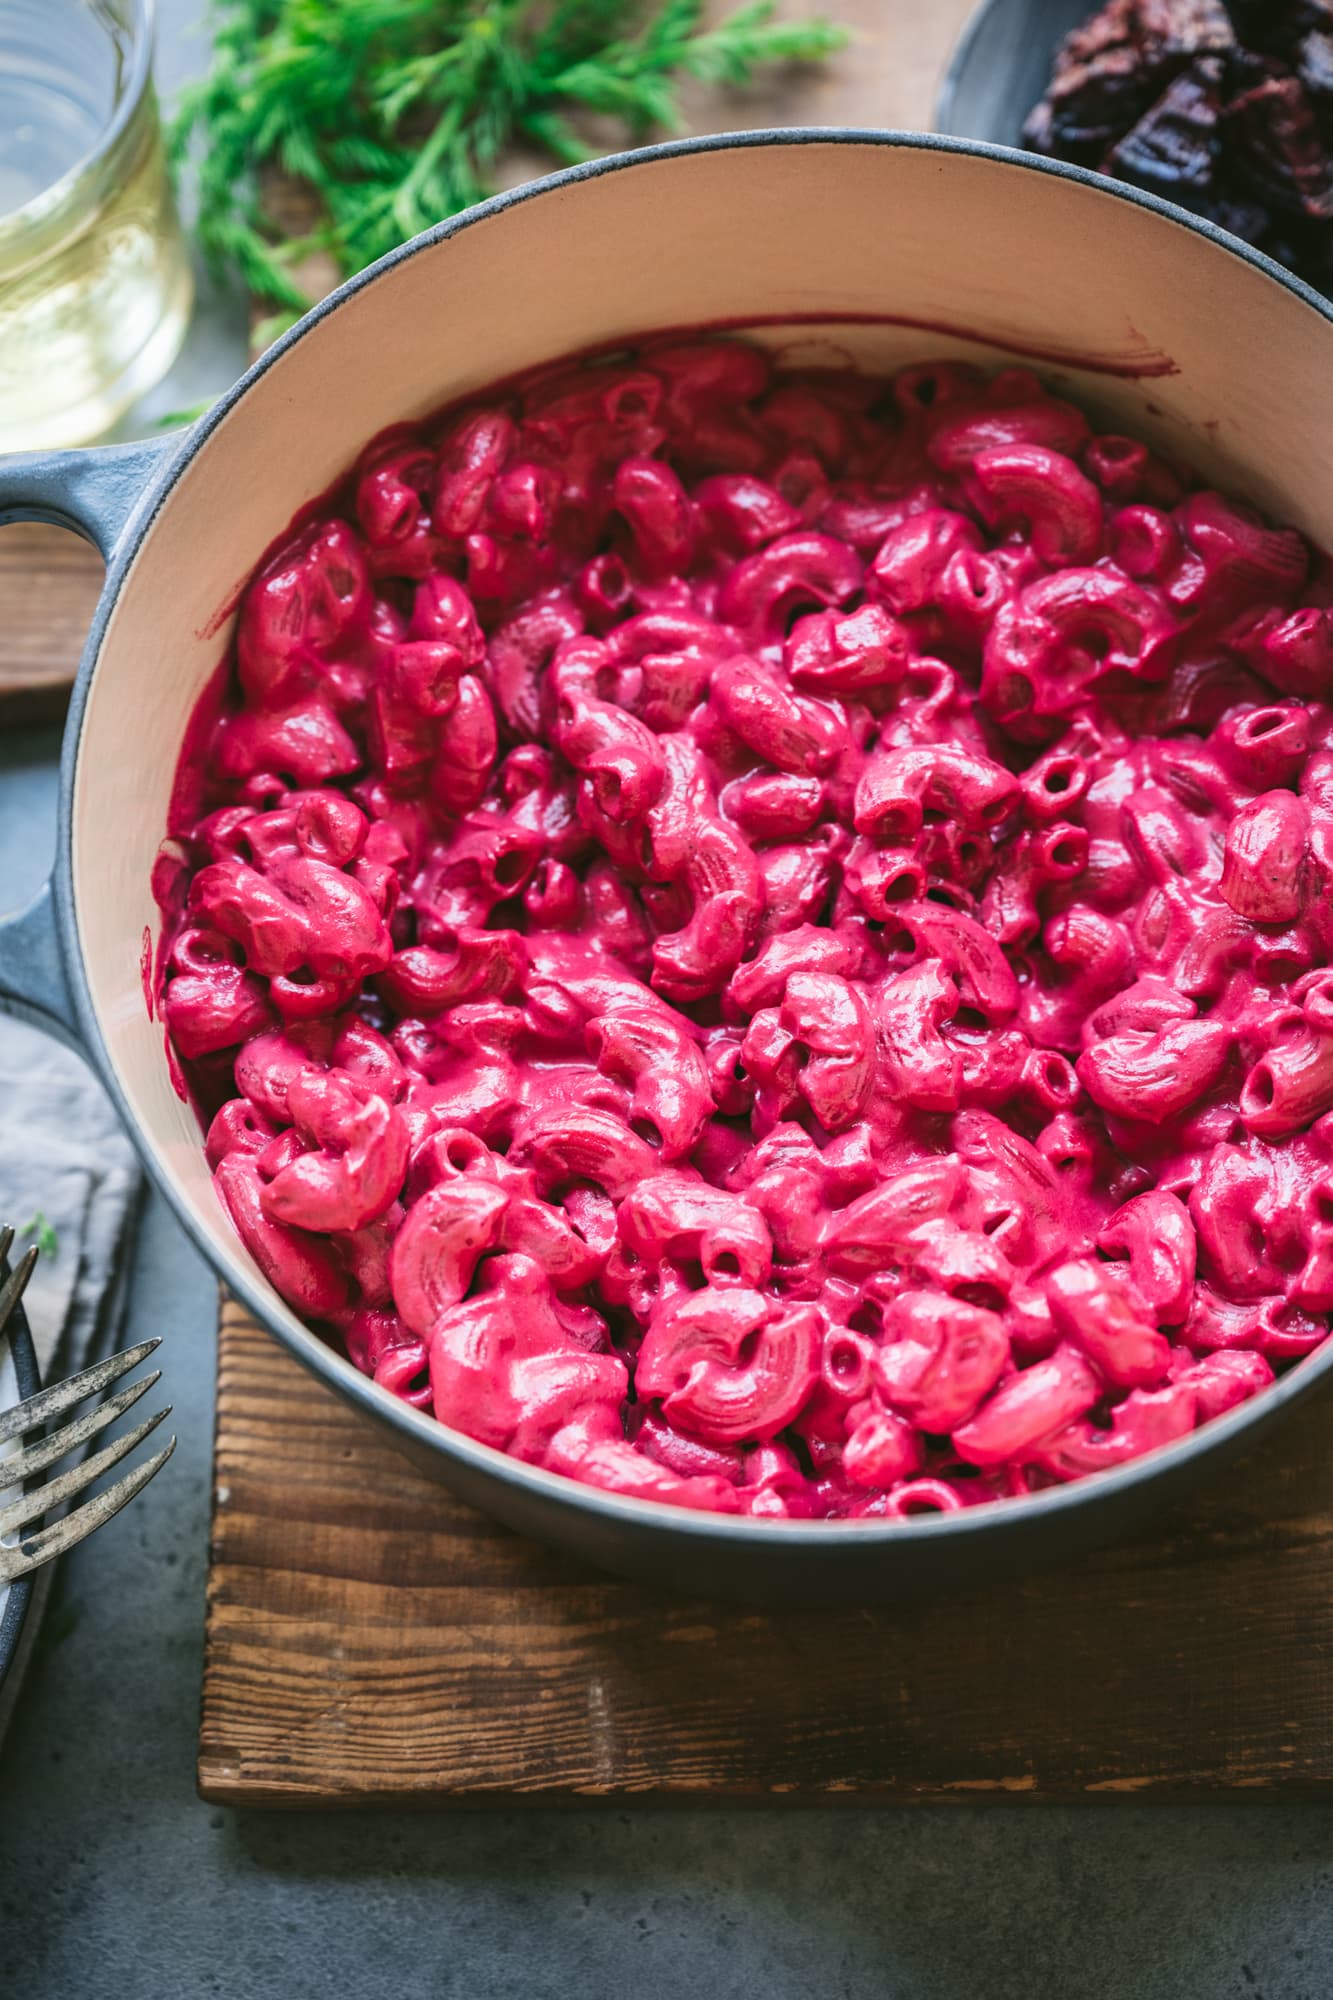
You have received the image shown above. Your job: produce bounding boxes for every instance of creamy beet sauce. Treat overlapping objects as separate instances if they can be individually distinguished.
[155,338,1333,1519]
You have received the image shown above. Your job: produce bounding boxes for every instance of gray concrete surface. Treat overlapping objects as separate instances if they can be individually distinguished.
[2,2,1333,1994]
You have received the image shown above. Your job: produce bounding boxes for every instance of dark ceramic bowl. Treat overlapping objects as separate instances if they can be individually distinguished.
[936,0,1089,145]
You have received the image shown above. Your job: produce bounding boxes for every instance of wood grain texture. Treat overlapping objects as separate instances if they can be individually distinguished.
[683,0,981,133]
[200,1298,1333,1807]
[0,525,104,722]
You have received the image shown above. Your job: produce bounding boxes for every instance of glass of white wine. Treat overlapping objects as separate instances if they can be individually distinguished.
[0,0,193,453]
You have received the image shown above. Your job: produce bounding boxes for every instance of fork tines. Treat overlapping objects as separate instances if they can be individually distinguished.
[0,1238,175,1583]
[0,1243,40,1344]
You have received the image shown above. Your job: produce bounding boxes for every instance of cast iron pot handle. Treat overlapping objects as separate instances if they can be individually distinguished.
[0,433,180,1041]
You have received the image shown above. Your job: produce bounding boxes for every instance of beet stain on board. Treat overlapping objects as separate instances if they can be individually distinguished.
[1024,0,1333,292]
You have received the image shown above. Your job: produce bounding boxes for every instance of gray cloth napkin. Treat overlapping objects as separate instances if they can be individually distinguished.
[0,1013,141,1744]
[0,1018,141,1379]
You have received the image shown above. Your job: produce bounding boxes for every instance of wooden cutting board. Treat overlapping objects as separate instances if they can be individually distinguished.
[0,527,103,723]
[199,1296,1333,1807]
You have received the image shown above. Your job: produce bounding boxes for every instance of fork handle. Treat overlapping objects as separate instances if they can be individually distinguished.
[0,433,178,1042]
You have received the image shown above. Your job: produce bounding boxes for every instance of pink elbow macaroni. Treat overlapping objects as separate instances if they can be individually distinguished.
[157,338,1333,1520]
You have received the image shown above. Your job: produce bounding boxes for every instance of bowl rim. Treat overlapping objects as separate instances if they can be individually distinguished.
[934,0,1052,143]
[60,126,1333,1551]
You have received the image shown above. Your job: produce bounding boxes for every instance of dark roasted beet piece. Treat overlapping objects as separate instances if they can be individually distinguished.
[1137,0,1235,55]
[1103,53,1226,192]
[1023,0,1333,292]
[1193,192,1275,237]
[1023,97,1057,153]
[1222,68,1333,217]
[1297,28,1333,140]
[1024,0,1166,161]
[1299,24,1333,86]
[1288,216,1333,283]
[1024,47,1167,164]
[1053,0,1139,75]
[1226,3,1333,63]
[1023,0,1234,163]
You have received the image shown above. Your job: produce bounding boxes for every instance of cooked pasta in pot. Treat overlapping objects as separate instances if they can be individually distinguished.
[154,338,1333,1518]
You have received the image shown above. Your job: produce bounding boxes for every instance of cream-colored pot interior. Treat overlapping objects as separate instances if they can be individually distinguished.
[72,135,1333,1360]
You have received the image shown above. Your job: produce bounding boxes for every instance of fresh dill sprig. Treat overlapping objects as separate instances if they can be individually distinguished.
[171,0,847,333]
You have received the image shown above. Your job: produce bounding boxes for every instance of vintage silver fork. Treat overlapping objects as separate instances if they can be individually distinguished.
[0,1225,175,1582]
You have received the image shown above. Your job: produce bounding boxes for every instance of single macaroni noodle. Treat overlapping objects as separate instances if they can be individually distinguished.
[155,338,1333,1520]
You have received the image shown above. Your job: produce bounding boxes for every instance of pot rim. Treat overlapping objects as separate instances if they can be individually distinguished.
[57,126,1333,1550]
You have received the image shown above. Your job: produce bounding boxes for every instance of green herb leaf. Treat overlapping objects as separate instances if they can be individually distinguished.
[153,403,214,428]
[172,0,848,317]
[18,1211,58,1259]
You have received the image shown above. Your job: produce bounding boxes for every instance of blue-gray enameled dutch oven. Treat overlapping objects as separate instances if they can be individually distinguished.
[2,132,1332,1605]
